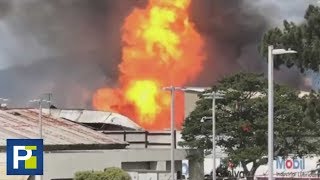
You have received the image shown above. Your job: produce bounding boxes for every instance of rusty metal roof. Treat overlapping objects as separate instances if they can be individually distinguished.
[0,109,128,151]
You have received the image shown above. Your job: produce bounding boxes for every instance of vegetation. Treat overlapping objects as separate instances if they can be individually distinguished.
[74,167,131,180]
[180,73,320,179]
[260,5,320,72]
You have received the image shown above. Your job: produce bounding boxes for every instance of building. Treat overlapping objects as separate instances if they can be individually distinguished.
[0,108,201,180]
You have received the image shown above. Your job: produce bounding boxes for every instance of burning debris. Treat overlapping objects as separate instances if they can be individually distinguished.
[93,0,205,130]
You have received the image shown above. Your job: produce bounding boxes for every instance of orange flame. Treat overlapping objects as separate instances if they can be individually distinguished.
[93,0,205,130]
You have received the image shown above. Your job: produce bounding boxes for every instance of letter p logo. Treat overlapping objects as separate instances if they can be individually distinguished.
[7,139,43,175]
[13,146,37,169]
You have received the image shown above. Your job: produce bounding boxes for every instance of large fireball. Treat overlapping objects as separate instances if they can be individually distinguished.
[93,0,206,130]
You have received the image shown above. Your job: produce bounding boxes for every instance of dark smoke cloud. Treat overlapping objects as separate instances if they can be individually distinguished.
[0,0,317,108]
[0,0,11,18]
[188,0,317,90]
[0,0,138,107]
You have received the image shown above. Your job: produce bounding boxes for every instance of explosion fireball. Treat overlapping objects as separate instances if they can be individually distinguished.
[93,0,205,130]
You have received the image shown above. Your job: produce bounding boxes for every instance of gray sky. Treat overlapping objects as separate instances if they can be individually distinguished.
[251,0,319,25]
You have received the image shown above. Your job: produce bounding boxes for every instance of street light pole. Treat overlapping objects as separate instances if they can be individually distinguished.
[39,99,43,139]
[162,86,212,180]
[170,86,175,180]
[29,98,51,139]
[268,45,274,180]
[212,94,216,180]
[163,86,177,180]
[203,92,224,180]
[267,45,297,180]
[46,93,52,115]
[29,97,51,180]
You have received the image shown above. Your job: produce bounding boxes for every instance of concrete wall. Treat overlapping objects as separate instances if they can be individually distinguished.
[124,162,183,180]
[0,148,201,180]
[40,149,188,179]
[184,93,200,118]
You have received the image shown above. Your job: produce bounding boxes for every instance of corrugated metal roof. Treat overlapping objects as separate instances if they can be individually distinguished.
[43,109,143,130]
[0,109,128,151]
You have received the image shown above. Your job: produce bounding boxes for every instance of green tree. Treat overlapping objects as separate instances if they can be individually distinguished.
[260,5,320,72]
[103,167,131,180]
[180,73,320,179]
[74,167,131,180]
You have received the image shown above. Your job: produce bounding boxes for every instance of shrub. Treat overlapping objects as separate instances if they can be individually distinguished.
[103,167,131,180]
[74,167,131,180]
[74,170,94,180]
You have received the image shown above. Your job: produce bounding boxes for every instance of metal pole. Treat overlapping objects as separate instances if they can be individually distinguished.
[39,99,42,139]
[268,45,274,180]
[212,93,216,180]
[170,86,175,180]
[39,99,44,180]
[48,93,51,115]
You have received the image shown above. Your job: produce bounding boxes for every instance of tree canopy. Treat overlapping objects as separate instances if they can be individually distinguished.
[180,73,320,178]
[260,5,320,72]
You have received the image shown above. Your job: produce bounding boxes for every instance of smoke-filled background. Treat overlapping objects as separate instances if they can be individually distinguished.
[0,0,318,108]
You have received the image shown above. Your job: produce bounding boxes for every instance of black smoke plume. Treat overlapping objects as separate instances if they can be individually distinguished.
[0,0,137,107]
[0,0,315,108]
[189,0,316,90]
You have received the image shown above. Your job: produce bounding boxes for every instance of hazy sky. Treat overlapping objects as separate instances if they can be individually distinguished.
[250,0,319,24]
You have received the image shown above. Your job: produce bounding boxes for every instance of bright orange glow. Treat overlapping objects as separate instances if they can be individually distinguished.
[125,80,160,123]
[92,0,205,130]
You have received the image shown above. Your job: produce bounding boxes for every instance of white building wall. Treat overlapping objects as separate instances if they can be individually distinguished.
[0,149,188,180]
[42,149,187,179]
[0,148,202,180]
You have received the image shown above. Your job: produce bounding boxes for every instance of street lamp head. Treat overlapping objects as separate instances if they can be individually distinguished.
[162,87,171,91]
[180,87,209,93]
[162,86,185,91]
[203,92,225,99]
[200,116,212,122]
[272,48,297,55]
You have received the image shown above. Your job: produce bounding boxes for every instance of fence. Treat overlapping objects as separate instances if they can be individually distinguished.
[101,130,177,148]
